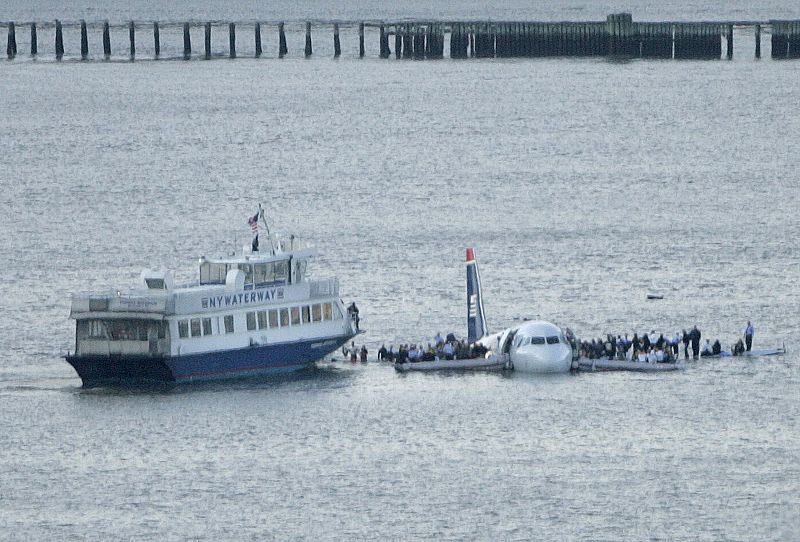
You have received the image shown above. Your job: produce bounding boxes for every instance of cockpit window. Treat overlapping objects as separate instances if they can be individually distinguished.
[531,337,546,345]
[546,336,560,344]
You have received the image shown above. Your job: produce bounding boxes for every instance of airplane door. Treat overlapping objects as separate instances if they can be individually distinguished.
[501,330,516,357]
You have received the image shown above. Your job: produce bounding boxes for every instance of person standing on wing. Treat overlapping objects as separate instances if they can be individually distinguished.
[744,321,755,352]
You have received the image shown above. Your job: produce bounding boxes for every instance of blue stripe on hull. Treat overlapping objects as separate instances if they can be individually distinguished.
[66,334,353,387]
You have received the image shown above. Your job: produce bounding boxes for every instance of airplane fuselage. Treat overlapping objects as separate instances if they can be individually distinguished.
[483,321,573,373]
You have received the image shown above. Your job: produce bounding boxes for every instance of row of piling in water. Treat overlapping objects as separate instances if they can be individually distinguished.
[5,15,800,61]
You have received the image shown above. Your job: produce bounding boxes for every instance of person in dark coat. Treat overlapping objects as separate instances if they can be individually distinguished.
[689,326,701,360]
[682,329,691,359]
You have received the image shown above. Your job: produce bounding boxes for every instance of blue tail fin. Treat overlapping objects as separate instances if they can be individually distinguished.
[466,248,488,344]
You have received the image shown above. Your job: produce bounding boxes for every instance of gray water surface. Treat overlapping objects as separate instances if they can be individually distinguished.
[1,9,799,540]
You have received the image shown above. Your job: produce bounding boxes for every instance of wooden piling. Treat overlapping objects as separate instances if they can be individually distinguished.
[379,24,389,58]
[182,23,190,59]
[790,21,800,59]
[394,26,401,58]
[80,20,88,59]
[102,21,111,58]
[255,23,262,57]
[359,22,364,58]
[754,24,761,58]
[6,22,16,59]
[229,23,236,58]
[129,21,136,58]
[279,22,287,58]
[469,30,475,57]
[334,23,341,58]
[403,24,412,58]
[55,20,63,60]
[305,22,312,57]
[30,23,37,56]
[154,22,160,58]
[726,23,733,59]
[204,22,211,59]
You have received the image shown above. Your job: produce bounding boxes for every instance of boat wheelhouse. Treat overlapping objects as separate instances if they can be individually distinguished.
[66,229,359,386]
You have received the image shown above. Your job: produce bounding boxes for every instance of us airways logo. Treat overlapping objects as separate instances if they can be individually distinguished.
[201,288,284,309]
[469,294,478,317]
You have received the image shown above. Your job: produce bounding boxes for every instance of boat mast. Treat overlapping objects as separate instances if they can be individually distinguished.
[258,203,276,255]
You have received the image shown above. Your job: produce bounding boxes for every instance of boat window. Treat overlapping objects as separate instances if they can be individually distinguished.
[531,336,546,345]
[294,260,307,282]
[280,308,289,327]
[291,307,301,326]
[158,321,167,339]
[546,336,560,344]
[224,315,234,333]
[253,264,267,285]
[89,298,109,311]
[238,264,254,287]
[200,262,227,285]
[274,260,288,283]
[312,304,322,322]
[202,318,212,336]
[302,306,311,324]
[89,320,106,338]
[257,310,268,330]
[179,320,189,338]
[323,303,332,321]
[246,312,256,331]
[190,319,202,337]
[269,309,278,328]
[514,336,524,348]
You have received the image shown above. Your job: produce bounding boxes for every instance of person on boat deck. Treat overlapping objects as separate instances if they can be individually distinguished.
[733,338,745,356]
[347,302,360,330]
[655,347,665,363]
[637,349,648,363]
[442,341,455,360]
[378,344,387,361]
[446,332,457,344]
[701,339,713,357]
[434,333,445,347]
[712,339,721,355]
[647,348,658,364]
[360,345,368,363]
[422,344,436,362]
[744,321,755,351]
[673,332,681,357]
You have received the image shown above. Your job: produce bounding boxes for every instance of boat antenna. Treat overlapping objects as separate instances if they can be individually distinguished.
[259,203,276,255]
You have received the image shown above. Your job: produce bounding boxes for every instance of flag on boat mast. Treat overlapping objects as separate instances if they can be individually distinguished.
[248,212,259,234]
[247,212,259,252]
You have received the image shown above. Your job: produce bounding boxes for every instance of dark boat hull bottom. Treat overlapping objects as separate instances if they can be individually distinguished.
[65,335,352,387]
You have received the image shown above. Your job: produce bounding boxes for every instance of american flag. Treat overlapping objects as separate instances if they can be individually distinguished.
[247,212,259,233]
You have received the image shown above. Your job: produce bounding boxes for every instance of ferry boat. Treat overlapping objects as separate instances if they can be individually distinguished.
[65,210,359,386]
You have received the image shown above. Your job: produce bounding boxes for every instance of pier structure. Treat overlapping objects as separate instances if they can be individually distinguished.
[4,15,800,61]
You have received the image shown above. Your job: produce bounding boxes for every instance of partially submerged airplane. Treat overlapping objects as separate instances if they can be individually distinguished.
[466,248,573,373]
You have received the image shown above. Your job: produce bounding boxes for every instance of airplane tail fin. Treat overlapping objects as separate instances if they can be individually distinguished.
[466,248,488,344]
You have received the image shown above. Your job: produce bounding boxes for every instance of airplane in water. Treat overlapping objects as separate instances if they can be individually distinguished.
[466,247,573,373]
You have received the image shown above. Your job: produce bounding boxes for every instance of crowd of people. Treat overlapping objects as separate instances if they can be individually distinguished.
[350,322,756,364]
[578,322,755,362]
[376,332,488,363]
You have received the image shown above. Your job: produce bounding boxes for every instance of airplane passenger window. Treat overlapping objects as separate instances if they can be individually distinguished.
[531,337,546,345]
[546,336,560,344]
